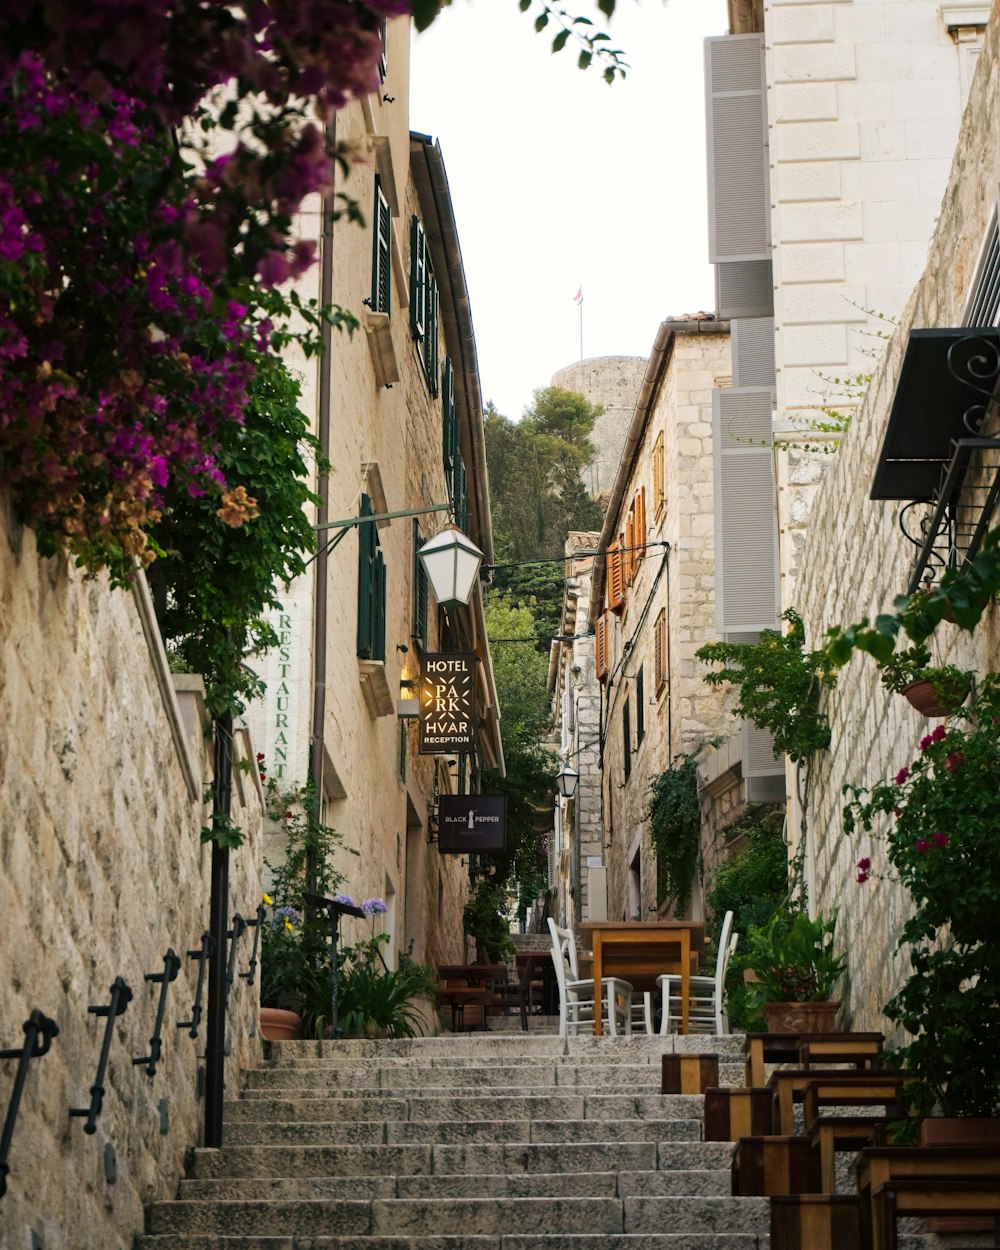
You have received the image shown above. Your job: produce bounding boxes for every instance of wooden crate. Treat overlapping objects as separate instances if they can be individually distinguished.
[770,1194,861,1250]
[704,1086,772,1141]
[732,1135,821,1196]
[661,1052,719,1095]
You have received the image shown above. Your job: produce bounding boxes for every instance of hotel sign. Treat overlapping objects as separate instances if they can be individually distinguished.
[419,652,477,754]
[438,794,507,855]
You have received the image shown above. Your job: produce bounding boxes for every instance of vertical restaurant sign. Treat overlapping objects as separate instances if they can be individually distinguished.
[419,652,477,754]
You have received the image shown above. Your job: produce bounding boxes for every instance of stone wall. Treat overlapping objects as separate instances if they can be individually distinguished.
[794,3,1000,1034]
[0,498,263,1250]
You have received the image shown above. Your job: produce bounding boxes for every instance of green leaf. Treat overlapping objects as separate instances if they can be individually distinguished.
[519,0,531,10]
[535,12,548,31]
[597,0,616,15]
[551,29,570,53]
[578,49,592,70]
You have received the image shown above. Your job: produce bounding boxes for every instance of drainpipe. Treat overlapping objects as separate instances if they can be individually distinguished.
[307,115,337,889]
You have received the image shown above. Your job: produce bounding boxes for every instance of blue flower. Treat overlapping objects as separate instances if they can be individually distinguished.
[361,897,387,916]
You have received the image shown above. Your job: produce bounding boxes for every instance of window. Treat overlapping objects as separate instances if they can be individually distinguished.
[356,493,386,661]
[607,542,625,615]
[409,215,439,395]
[370,176,391,315]
[653,431,665,517]
[412,519,428,651]
[622,699,632,782]
[377,16,388,81]
[654,607,667,695]
[636,666,645,745]
[626,486,646,582]
[964,202,1000,326]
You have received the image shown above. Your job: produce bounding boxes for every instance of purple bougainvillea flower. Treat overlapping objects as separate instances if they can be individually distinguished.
[895,767,909,785]
[915,838,931,853]
[919,735,933,751]
[932,831,949,848]
[857,857,871,871]
[931,724,947,742]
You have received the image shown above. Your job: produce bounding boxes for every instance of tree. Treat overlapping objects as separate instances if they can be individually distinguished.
[486,388,604,647]
[480,595,555,918]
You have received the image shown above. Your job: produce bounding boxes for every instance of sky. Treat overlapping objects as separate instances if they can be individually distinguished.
[409,0,729,421]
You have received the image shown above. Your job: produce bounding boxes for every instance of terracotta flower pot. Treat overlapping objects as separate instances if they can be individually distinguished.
[259,1006,300,1040]
[903,677,968,718]
[762,1000,840,1034]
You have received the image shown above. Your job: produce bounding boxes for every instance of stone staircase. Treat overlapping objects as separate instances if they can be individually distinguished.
[138,1031,772,1249]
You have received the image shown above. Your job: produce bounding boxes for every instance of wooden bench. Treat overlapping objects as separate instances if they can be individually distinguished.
[871,1176,1000,1250]
[434,986,494,1031]
[661,1052,719,1095]
[769,1068,907,1135]
[801,1073,910,1130]
[731,1134,820,1196]
[769,1193,861,1250]
[856,1144,1000,1250]
[744,1031,884,1089]
[806,1114,893,1195]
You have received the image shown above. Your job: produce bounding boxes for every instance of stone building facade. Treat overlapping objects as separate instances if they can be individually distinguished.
[581,320,738,923]
[793,0,1000,1032]
[550,356,647,504]
[0,500,263,1250]
[245,19,502,973]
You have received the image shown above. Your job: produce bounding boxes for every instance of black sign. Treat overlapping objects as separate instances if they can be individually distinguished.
[438,794,507,855]
[419,652,477,754]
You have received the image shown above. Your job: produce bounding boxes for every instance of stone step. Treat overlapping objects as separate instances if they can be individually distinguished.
[190,1140,732,1181]
[225,1095,704,1123]
[242,1066,669,1090]
[178,1169,733,1202]
[148,1196,769,1238]
[264,1036,744,1062]
[222,1117,703,1148]
[136,1236,771,1250]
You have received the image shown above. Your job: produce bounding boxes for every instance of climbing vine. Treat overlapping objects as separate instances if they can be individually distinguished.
[645,751,702,914]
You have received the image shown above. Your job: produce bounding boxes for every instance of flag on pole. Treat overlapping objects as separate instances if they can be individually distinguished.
[573,286,583,304]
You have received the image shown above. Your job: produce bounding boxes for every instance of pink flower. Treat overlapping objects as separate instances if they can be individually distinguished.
[895,767,909,785]
[256,752,265,761]
[857,857,871,872]
[932,832,949,848]
[856,872,869,884]
[919,735,933,751]
[931,725,947,742]
[946,751,965,772]
[915,838,931,853]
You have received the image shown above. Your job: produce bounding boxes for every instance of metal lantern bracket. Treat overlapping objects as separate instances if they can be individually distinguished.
[0,1010,59,1200]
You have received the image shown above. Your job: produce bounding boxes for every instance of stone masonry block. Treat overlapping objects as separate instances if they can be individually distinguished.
[774,122,860,163]
[778,242,846,284]
[770,5,835,44]
[772,44,857,84]
[777,161,843,204]
[774,82,839,123]
[777,201,863,243]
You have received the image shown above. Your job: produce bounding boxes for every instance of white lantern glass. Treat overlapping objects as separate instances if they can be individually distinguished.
[556,765,579,799]
[417,526,484,607]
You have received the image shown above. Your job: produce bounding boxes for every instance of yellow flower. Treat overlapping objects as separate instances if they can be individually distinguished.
[262,892,273,906]
[284,917,294,932]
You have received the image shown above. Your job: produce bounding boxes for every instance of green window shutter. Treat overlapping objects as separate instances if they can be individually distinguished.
[377,16,388,81]
[442,358,457,471]
[373,549,386,662]
[452,454,468,534]
[425,275,439,396]
[357,493,376,658]
[409,215,426,343]
[371,176,391,315]
[413,519,428,651]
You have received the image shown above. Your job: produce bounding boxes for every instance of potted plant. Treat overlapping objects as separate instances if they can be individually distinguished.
[462,877,516,964]
[844,672,1000,1135]
[259,777,348,1039]
[744,908,847,1033]
[874,644,970,717]
[336,899,438,1039]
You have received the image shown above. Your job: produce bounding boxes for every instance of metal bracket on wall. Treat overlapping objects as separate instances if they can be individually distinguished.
[133,949,181,1077]
[177,932,212,1039]
[0,1010,59,1199]
[70,977,133,1135]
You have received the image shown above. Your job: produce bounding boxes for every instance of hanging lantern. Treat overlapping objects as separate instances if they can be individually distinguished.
[417,525,484,608]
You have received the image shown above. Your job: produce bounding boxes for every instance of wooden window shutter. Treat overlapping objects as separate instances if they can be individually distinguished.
[409,215,426,342]
[625,503,636,584]
[373,549,387,662]
[412,519,428,651]
[635,486,646,563]
[377,16,388,80]
[654,607,667,694]
[442,358,457,470]
[371,176,391,315]
[713,387,780,635]
[607,542,625,615]
[636,666,645,744]
[741,720,785,802]
[425,274,439,395]
[622,700,631,781]
[653,433,665,515]
[357,493,377,658]
[732,317,776,389]
[595,614,608,682]
[705,34,769,266]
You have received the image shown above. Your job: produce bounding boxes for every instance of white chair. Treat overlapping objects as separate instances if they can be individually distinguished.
[547,917,633,1038]
[657,922,739,1036]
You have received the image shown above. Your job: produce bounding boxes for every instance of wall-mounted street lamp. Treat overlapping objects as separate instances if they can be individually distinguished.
[417,524,484,608]
[555,764,579,800]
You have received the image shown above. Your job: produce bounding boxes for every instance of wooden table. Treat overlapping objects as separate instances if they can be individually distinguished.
[579,920,704,1035]
[436,964,509,1031]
